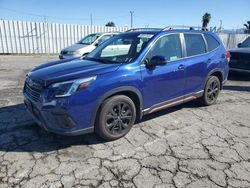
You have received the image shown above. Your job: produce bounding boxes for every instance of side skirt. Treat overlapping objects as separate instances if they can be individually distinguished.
[143,90,204,115]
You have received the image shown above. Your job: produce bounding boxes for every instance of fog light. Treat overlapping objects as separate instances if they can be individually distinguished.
[54,113,76,128]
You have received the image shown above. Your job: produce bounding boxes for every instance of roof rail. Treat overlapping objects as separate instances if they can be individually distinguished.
[125,26,209,33]
[162,25,203,31]
[126,28,161,32]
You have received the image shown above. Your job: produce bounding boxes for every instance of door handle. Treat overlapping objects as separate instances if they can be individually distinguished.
[177,64,185,70]
[207,58,212,63]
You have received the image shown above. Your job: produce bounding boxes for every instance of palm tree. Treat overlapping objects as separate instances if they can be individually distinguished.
[202,13,211,30]
[244,21,250,34]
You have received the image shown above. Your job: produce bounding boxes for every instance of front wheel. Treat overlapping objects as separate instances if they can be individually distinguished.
[200,76,220,106]
[95,95,136,141]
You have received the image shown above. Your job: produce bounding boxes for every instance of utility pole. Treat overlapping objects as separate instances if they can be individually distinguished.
[43,16,47,23]
[130,11,134,28]
[90,13,93,27]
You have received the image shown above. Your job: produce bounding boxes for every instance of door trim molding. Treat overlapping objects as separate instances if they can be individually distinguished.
[143,90,204,114]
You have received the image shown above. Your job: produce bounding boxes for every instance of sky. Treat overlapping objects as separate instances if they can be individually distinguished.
[0,0,249,29]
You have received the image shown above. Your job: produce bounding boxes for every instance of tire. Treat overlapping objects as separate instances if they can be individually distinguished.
[95,95,136,141]
[200,76,220,106]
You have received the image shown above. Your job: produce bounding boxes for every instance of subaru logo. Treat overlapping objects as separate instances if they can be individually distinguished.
[26,77,33,86]
[27,77,40,89]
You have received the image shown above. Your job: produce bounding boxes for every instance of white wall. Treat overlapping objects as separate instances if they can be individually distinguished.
[0,20,128,54]
[0,20,249,54]
[218,33,249,49]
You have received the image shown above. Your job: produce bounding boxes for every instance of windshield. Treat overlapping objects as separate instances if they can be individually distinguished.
[78,34,100,45]
[241,37,250,48]
[240,37,250,48]
[85,33,154,64]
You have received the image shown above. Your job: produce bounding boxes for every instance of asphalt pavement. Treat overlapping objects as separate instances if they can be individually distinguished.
[0,55,250,188]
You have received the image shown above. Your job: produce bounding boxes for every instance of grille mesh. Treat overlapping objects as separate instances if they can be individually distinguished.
[24,77,43,102]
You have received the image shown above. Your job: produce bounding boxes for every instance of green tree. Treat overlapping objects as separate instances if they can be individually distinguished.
[202,13,211,30]
[105,21,115,27]
[244,21,250,34]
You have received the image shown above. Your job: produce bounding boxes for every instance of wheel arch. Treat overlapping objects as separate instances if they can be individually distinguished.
[206,69,224,90]
[91,86,144,128]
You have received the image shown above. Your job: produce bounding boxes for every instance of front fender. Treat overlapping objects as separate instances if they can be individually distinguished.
[90,86,144,127]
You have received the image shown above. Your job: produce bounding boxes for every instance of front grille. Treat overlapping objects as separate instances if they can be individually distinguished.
[24,77,43,102]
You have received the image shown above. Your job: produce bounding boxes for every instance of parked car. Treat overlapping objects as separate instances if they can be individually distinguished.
[229,36,250,73]
[23,28,229,141]
[59,32,118,59]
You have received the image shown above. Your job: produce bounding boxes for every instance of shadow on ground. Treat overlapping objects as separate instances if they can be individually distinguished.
[224,72,250,92]
[0,101,199,153]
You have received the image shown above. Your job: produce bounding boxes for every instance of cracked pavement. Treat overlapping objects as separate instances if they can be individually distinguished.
[0,55,250,188]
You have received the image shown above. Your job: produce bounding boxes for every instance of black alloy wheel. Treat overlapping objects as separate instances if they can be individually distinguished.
[96,95,136,141]
[201,76,221,106]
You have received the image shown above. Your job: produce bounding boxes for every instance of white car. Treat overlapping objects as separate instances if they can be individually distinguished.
[59,32,118,59]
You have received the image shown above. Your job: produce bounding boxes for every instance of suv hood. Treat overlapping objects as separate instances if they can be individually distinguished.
[29,58,120,86]
[62,43,88,52]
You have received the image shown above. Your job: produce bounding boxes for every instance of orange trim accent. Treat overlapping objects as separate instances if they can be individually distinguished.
[147,96,197,114]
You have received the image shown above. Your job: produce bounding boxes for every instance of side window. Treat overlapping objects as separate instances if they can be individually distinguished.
[148,34,182,61]
[184,34,206,56]
[204,34,220,51]
[98,35,112,44]
[136,38,149,53]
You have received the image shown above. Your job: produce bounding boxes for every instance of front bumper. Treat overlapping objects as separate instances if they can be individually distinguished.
[229,67,250,74]
[23,94,94,136]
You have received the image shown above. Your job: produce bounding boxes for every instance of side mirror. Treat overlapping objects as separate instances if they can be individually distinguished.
[94,43,99,47]
[237,43,242,48]
[146,55,167,68]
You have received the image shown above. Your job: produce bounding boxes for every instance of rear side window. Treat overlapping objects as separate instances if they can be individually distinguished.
[204,34,220,51]
[184,34,206,56]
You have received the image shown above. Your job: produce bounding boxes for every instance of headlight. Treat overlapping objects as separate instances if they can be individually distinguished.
[68,51,81,55]
[51,76,96,98]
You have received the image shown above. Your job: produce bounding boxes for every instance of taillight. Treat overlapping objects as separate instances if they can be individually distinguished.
[225,51,230,62]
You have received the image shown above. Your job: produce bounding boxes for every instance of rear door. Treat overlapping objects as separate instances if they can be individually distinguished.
[182,33,209,95]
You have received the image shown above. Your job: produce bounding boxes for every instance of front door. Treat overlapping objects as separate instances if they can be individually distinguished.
[140,33,186,110]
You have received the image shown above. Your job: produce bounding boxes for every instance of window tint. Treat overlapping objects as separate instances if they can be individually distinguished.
[149,34,182,61]
[204,34,220,51]
[184,34,206,56]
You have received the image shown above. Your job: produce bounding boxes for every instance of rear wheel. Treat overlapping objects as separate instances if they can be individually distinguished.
[200,76,220,106]
[95,95,136,141]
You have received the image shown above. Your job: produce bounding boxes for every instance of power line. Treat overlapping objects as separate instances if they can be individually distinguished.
[0,7,91,21]
[0,7,128,23]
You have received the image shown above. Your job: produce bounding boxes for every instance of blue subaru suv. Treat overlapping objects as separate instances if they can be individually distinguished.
[23,28,230,140]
